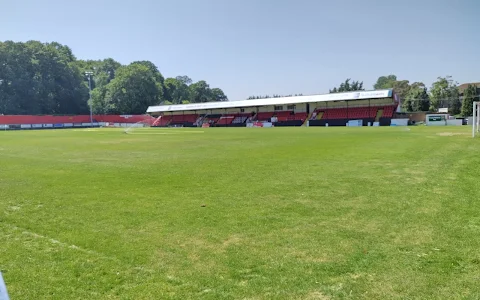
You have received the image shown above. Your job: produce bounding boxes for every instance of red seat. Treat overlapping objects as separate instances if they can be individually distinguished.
[256,112,274,121]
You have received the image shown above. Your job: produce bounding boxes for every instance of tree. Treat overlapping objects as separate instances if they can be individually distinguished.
[391,80,411,102]
[175,76,192,86]
[74,58,121,92]
[373,75,413,101]
[90,85,111,114]
[402,82,429,112]
[450,97,462,116]
[461,84,477,117]
[131,60,164,100]
[0,40,89,115]
[429,76,460,114]
[330,79,364,93]
[103,64,162,114]
[164,77,190,104]
[373,75,397,90]
[210,88,228,101]
[131,60,164,84]
[189,80,211,103]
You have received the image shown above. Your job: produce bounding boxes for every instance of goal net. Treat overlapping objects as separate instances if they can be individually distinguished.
[474,102,480,138]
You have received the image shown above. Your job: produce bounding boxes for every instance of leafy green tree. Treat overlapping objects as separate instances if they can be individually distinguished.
[189,80,211,103]
[402,83,429,112]
[74,58,120,92]
[461,84,477,117]
[391,80,411,102]
[90,83,111,114]
[373,75,397,89]
[175,75,192,85]
[76,58,122,114]
[330,79,364,93]
[210,88,228,101]
[164,77,190,104]
[429,76,459,114]
[131,60,164,85]
[0,40,89,115]
[450,97,462,115]
[373,75,412,101]
[103,64,162,114]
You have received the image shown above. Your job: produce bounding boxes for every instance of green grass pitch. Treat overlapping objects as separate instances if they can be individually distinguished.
[1,126,480,299]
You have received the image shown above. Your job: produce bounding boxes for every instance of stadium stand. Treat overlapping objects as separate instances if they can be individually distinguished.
[146,90,399,127]
[150,104,398,128]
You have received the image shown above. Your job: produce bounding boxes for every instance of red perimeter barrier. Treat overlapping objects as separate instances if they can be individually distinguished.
[0,115,155,125]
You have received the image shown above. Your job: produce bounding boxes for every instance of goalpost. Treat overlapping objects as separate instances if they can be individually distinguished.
[474,102,480,138]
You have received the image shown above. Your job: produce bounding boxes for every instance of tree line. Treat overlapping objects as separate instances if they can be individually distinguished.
[0,41,228,115]
[248,76,478,117]
[372,74,477,117]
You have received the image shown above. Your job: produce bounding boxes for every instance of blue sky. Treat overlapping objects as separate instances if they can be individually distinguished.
[1,0,479,100]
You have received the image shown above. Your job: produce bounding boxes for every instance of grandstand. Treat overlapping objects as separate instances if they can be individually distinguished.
[147,89,399,127]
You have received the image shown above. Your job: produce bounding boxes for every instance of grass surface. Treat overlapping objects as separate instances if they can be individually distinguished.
[1,126,480,299]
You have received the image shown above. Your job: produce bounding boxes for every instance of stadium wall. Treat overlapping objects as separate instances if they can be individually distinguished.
[0,115,154,130]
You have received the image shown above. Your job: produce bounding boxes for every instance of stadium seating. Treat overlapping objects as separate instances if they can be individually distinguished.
[151,114,198,127]
[272,111,291,122]
[211,113,252,126]
[170,114,197,124]
[314,105,397,120]
[216,115,235,125]
[232,114,249,124]
[292,112,308,121]
[382,105,396,118]
[152,116,172,127]
[203,114,222,125]
[256,112,274,121]
[255,111,308,123]
[275,111,293,117]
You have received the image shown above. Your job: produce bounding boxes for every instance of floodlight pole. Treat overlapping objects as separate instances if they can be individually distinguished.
[85,71,94,127]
